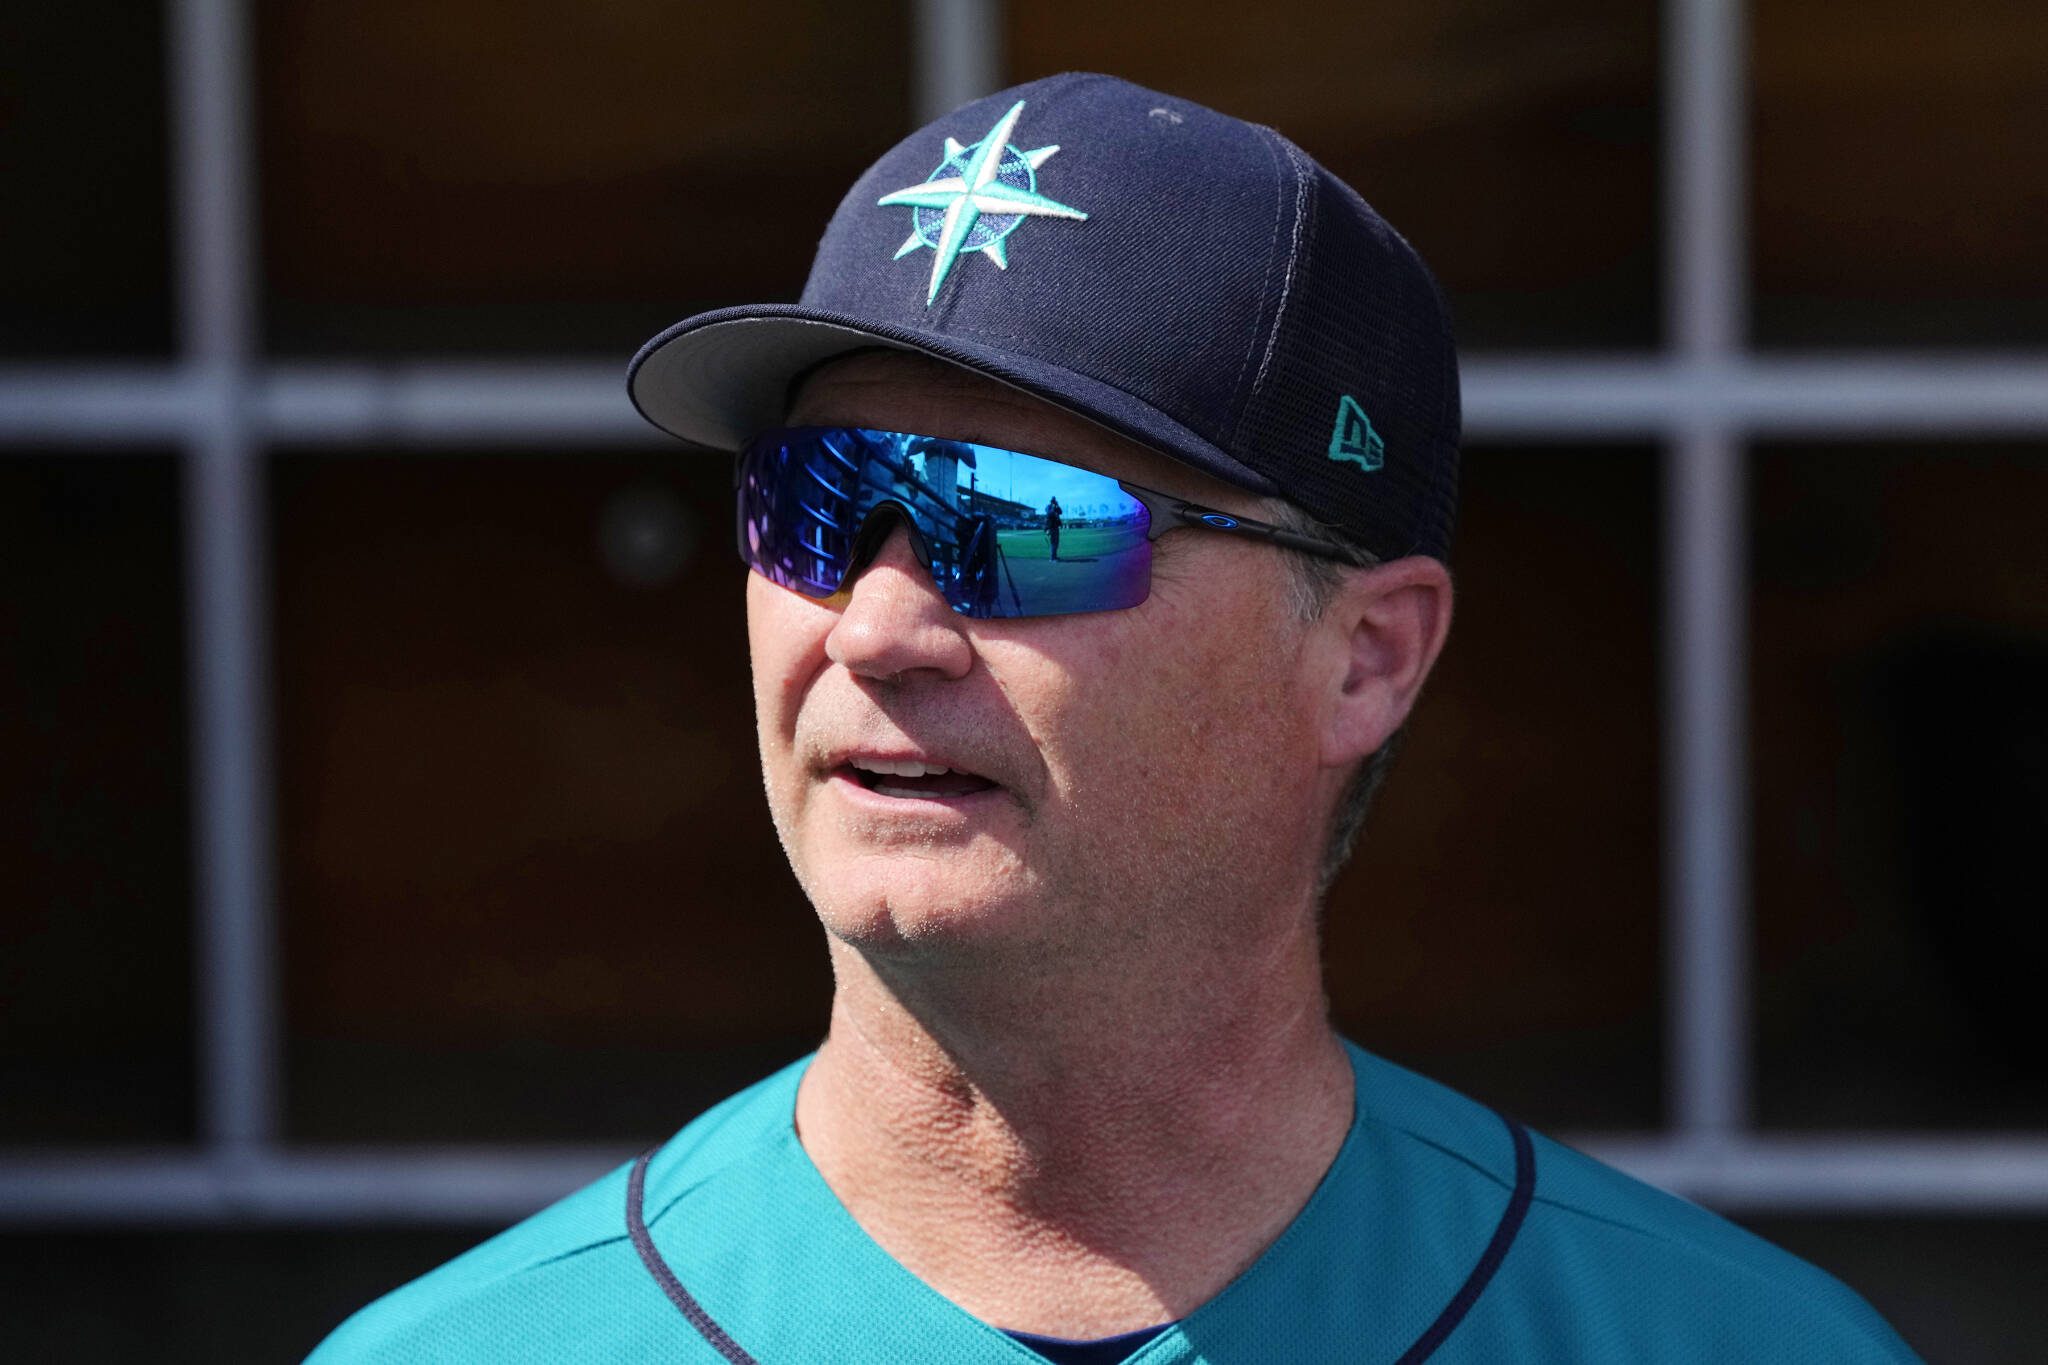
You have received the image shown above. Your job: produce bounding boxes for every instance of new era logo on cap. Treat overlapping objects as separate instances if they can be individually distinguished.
[1327,395,1384,473]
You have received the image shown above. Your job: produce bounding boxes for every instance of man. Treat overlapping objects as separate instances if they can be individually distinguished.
[312,74,1919,1362]
[1045,494,1062,560]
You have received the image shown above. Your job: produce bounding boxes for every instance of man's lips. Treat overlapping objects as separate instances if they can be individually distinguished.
[825,750,1005,802]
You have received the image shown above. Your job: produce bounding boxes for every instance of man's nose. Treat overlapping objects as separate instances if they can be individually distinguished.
[824,520,973,682]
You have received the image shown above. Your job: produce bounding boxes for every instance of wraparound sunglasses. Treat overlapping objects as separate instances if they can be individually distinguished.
[737,426,1370,620]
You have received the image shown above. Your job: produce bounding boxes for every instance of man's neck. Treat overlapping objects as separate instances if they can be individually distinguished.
[792,928,1355,1339]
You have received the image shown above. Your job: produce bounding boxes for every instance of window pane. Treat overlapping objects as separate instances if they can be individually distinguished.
[254,2,914,356]
[0,3,172,357]
[1327,444,1662,1130]
[0,1227,494,1361]
[0,455,193,1141]
[1752,443,2048,1127]
[1737,1217,2046,1362]
[273,448,826,1141]
[1753,1,2048,347]
[1006,1,1660,350]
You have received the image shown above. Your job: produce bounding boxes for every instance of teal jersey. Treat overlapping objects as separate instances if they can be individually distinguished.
[309,1041,1921,1363]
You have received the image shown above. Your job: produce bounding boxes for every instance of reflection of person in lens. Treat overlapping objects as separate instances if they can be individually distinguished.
[1046,496,1063,561]
[958,513,999,618]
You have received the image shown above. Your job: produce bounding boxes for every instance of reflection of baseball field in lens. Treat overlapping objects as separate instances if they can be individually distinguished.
[994,524,1149,614]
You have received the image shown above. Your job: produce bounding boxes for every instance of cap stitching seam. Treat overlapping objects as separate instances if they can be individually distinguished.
[1221,127,1293,450]
[1247,131,1313,404]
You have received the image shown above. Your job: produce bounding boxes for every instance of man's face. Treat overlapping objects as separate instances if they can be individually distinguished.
[748,352,1337,972]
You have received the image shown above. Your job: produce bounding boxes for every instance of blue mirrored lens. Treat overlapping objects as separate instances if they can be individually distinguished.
[738,427,1153,618]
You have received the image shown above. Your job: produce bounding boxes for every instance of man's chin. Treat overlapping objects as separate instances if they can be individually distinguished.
[802,861,1052,959]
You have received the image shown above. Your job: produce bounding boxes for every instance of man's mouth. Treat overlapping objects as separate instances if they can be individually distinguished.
[842,757,999,800]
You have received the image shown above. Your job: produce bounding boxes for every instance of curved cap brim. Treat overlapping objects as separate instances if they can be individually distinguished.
[625,304,1278,496]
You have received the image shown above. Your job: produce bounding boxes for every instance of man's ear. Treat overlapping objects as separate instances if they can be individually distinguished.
[1317,556,1454,769]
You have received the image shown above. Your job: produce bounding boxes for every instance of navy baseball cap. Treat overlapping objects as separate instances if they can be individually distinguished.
[628,71,1459,563]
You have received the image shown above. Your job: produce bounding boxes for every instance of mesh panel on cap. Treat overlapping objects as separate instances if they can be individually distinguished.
[1233,135,1460,563]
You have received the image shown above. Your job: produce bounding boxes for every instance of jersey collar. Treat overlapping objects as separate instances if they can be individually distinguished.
[633,1043,1529,1363]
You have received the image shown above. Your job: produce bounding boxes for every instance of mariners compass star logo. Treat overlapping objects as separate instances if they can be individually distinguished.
[876,100,1089,306]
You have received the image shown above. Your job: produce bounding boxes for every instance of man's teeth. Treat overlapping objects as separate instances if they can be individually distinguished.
[846,757,989,800]
[852,758,951,777]
[872,782,935,798]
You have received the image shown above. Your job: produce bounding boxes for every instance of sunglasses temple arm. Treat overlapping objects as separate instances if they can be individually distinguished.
[1164,500,1375,567]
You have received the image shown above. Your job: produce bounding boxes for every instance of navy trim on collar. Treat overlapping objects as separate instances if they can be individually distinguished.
[1394,1111,1536,1363]
[627,1107,1536,1363]
[628,1147,761,1364]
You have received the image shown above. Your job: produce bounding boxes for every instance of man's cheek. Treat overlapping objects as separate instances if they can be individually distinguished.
[1054,703,1187,811]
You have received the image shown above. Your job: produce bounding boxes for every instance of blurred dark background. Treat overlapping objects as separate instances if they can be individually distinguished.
[4,1,2045,1360]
